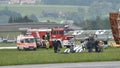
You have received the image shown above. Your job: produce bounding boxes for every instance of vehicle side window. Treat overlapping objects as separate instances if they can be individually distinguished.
[30,38,34,43]
[52,31,56,35]
[25,39,30,43]
[59,31,64,34]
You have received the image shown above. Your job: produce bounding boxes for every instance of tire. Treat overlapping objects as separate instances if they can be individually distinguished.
[24,47,27,51]
[33,48,36,51]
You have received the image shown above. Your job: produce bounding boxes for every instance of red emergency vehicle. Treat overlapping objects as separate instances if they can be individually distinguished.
[27,27,74,47]
[17,34,37,50]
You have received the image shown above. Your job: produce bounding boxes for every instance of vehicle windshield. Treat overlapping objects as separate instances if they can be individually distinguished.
[20,38,35,43]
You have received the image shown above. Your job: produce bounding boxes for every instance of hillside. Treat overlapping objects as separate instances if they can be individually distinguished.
[42,0,120,6]
[0,0,119,24]
[0,4,88,23]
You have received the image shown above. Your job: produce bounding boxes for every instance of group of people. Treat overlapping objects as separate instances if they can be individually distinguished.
[86,34,105,53]
[45,39,62,53]
[44,33,105,53]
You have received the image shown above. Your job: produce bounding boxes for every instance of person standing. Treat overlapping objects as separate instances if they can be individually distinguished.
[53,39,59,53]
[45,40,49,49]
[87,39,93,52]
[94,40,99,52]
[70,43,75,53]
[98,41,104,52]
[93,34,99,52]
[57,40,62,51]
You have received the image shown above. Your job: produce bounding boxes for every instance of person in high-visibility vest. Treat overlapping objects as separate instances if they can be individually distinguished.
[45,40,49,49]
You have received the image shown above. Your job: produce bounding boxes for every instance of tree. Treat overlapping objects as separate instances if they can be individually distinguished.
[8,16,33,23]
[23,16,33,22]
[29,14,39,22]
[8,16,13,23]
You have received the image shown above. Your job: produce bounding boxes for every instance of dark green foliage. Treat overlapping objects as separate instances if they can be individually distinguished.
[8,16,13,23]
[23,16,33,22]
[8,16,33,23]
[29,14,39,22]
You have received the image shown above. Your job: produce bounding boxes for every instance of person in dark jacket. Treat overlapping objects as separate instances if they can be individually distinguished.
[53,39,59,53]
[94,40,99,52]
[57,40,62,52]
[87,39,93,52]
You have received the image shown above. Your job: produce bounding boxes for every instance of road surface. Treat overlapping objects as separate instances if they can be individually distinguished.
[0,47,17,49]
[0,61,120,68]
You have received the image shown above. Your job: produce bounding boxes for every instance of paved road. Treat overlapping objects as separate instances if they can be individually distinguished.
[0,61,120,68]
[0,47,17,49]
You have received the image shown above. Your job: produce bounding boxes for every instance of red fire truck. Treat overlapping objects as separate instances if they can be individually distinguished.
[27,27,74,48]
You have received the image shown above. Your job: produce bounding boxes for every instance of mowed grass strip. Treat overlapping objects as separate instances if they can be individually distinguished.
[0,47,120,66]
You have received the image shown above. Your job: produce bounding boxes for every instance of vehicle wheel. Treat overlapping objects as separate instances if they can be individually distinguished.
[24,48,27,51]
[33,48,36,51]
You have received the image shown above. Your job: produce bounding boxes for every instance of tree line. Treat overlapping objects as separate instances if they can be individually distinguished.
[0,6,111,30]
[8,16,33,23]
[0,0,117,30]
[0,7,39,23]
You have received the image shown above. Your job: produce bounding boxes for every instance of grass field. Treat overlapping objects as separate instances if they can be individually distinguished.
[0,47,120,66]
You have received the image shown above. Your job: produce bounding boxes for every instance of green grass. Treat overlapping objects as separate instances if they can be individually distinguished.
[0,47,120,66]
